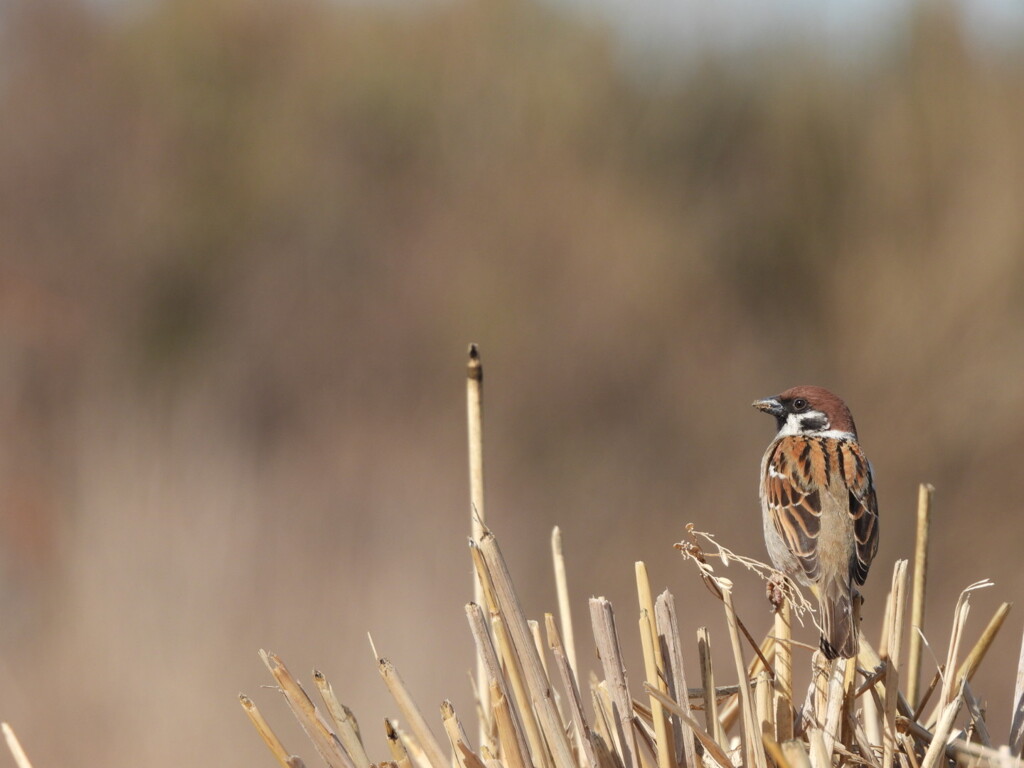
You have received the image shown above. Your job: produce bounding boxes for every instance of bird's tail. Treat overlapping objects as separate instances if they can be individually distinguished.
[817,581,857,660]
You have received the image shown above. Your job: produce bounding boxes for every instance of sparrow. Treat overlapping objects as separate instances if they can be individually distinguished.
[753,385,879,660]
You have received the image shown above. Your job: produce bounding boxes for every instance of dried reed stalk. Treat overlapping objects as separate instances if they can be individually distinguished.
[590,597,639,768]
[240,693,292,767]
[467,344,489,746]
[635,562,673,768]
[1009,628,1024,756]
[774,597,794,742]
[907,484,933,707]
[553,527,579,686]
[314,671,371,768]
[245,478,1020,768]
[654,591,697,768]
[2,723,34,768]
[720,578,768,768]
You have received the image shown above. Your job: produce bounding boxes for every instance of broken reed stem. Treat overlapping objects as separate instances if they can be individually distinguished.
[469,542,548,768]
[441,700,481,768]
[240,693,294,768]
[385,718,414,768]
[955,601,1012,691]
[465,602,530,764]
[697,626,725,746]
[262,650,357,768]
[820,659,848,757]
[919,687,965,768]
[780,738,813,768]
[1,724,33,768]
[314,671,372,768]
[590,597,639,768]
[654,591,697,768]
[476,532,575,768]
[774,597,794,742]
[545,614,599,768]
[720,579,768,768]
[644,684,736,768]
[935,582,992,721]
[552,527,579,689]
[249,506,1024,768]
[491,682,530,768]
[1009,628,1024,756]
[467,343,488,746]
[907,484,933,707]
[636,562,673,768]
[377,657,449,768]
[881,560,910,768]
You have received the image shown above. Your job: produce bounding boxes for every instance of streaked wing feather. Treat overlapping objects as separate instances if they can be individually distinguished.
[766,438,823,581]
[844,448,879,585]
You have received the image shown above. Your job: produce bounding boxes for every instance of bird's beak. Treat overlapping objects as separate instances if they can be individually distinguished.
[752,397,784,418]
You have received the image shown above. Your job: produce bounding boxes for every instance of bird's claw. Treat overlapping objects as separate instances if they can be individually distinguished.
[766,573,787,609]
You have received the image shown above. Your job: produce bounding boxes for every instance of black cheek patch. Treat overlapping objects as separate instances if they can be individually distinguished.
[800,415,828,431]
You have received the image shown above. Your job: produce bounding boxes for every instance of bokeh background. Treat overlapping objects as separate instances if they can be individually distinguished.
[1,0,1024,764]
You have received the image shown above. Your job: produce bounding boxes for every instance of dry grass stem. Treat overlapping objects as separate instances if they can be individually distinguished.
[636,562,673,768]
[955,601,1012,691]
[2,723,34,768]
[591,597,639,768]
[643,684,732,768]
[774,597,794,742]
[467,343,488,745]
[261,650,357,768]
[377,657,449,768]
[780,738,812,768]
[654,591,697,768]
[491,682,531,768]
[385,718,415,768]
[696,626,725,747]
[478,532,575,768]
[553,527,579,686]
[719,579,768,768]
[313,671,372,768]
[1009,628,1024,756]
[908,484,933,706]
[880,560,909,768]
[246,492,1019,768]
[546,614,599,768]
[239,693,293,767]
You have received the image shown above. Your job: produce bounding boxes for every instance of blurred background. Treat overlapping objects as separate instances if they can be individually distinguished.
[1,0,1023,763]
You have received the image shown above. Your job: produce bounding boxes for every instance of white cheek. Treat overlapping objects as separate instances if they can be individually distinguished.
[776,413,807,437]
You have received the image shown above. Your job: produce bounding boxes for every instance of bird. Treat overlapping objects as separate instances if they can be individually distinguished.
[753,385,879,660]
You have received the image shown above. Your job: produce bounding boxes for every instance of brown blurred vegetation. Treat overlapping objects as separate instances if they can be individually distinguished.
[1,0,1023,764]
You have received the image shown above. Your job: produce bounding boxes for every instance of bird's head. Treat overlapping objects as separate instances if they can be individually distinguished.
[752,385,858,438]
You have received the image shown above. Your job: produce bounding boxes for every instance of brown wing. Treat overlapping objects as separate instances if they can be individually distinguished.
[765,437,824,582]
[837,440,879,585]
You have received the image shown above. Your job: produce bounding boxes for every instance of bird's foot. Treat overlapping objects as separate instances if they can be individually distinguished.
[766,572,787,610]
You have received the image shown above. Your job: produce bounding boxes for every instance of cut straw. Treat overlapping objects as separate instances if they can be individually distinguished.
[467,343,488,746]
[1009,628,1024,756]
[654,591,697,768]
[590,597,639,768]
[313,670,372,768]
[240,693,293,768]
[720,578,768,768]
[552,526,579,686]
[376,656,449,768]
[2,724,34,768]
[635,562,673,768]
[546,614,599,768]
[907,484,933,707]
[261,650,357,768]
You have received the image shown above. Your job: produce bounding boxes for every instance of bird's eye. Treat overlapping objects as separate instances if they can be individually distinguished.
[792,398,808,412]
